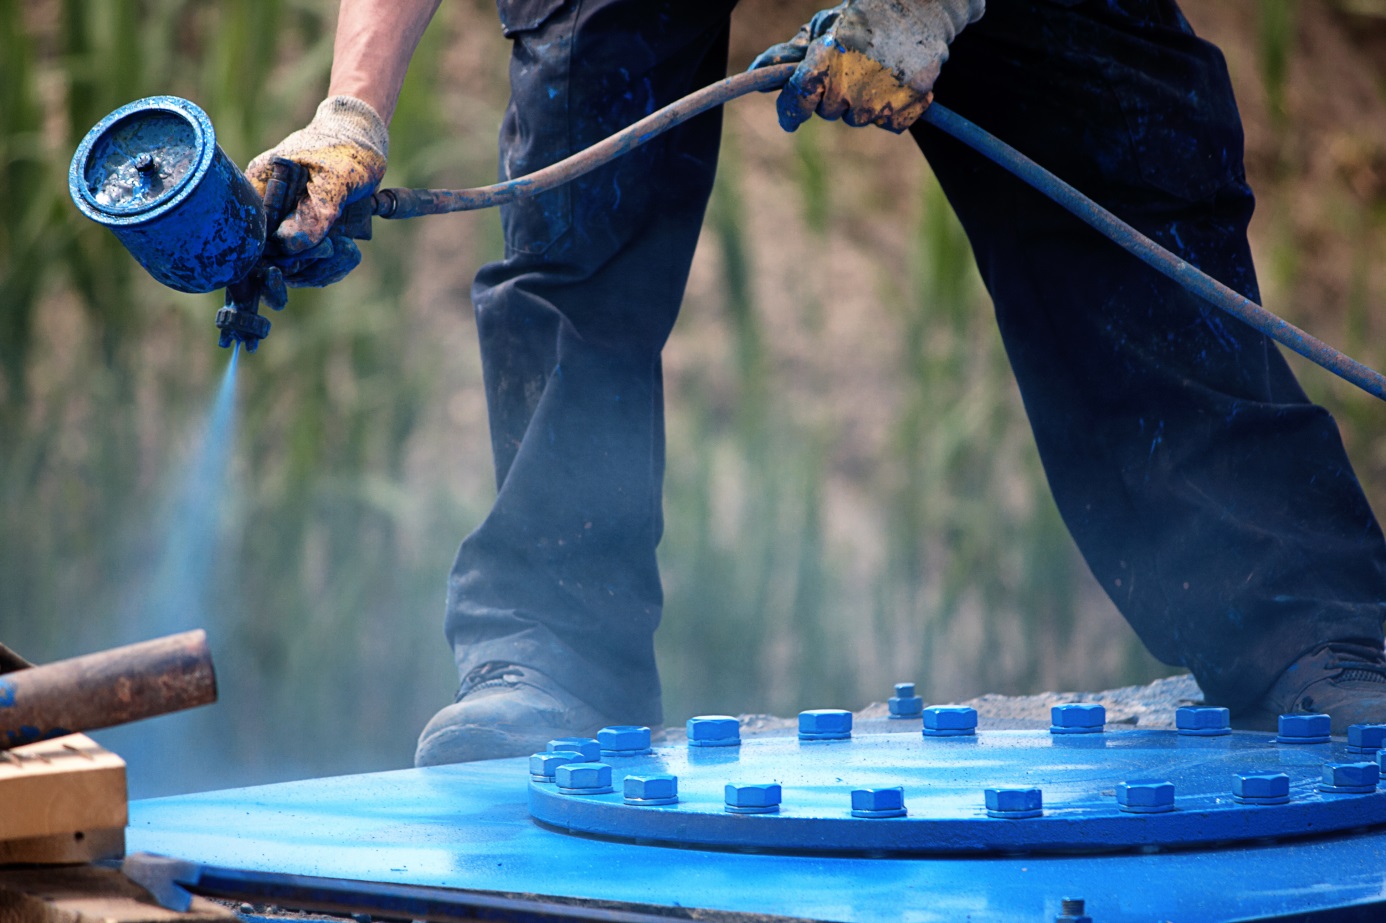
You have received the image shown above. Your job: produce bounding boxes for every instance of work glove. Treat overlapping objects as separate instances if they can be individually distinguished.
[245,95,389,289]
[750,0,985,133]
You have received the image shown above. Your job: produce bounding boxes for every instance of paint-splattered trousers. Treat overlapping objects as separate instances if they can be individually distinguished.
[445,0,1386,725]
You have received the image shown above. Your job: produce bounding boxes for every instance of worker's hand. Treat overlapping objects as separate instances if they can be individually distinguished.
[751,0,985,134]
[245,95,388,287]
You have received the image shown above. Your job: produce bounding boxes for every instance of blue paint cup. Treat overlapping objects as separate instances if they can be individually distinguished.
[69,96,266,294]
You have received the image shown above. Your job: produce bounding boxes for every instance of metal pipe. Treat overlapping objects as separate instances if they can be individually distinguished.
[0,630,217,749]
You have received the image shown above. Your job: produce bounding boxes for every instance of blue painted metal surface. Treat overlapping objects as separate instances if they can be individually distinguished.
[529,730,1386,853]
[69,96,265,294]
[127,743,1386,923]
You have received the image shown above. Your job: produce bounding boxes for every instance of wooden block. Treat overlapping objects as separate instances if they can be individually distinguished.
[0,828,124,866]
[0,865,233,923]
[0,735,126,844]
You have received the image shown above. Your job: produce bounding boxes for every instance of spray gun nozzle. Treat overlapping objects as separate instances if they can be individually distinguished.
[215,305,269,352]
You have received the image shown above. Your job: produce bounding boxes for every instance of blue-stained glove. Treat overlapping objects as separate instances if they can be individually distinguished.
[751,0,986,133]
[246,96,388,289]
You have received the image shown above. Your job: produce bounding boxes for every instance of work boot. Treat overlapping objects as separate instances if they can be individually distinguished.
[414,661,623,766]
[1233,641,1386,735]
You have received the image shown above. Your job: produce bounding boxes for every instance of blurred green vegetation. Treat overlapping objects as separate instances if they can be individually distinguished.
[3,1,1385,795]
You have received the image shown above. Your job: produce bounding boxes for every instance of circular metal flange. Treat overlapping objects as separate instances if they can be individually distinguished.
[528,729,1386,855]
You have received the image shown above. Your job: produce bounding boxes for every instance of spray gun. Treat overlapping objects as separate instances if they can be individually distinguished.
[69,72,1386,399]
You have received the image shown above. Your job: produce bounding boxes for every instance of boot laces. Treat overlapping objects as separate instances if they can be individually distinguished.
[1323,641,1386,685]
[455,660,528,700]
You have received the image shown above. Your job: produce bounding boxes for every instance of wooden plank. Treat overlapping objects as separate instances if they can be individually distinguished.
[0,865,233,923]
[0,827,124,865]
[0,735,126,843]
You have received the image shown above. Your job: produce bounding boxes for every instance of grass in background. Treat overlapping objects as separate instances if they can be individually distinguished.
[6,0,1379,793]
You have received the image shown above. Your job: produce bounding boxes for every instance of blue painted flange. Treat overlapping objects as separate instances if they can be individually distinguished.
[529,729,1386,854]
[69,96,265,293]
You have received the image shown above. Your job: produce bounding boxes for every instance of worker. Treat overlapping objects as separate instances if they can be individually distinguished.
[248,0,1386,765]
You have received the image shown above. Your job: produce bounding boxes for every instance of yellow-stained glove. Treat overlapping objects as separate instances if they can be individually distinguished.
[244,96,388,288]
[751,0,985,133]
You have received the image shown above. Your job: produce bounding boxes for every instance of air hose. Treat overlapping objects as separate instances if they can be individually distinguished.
[362,62,1385,401]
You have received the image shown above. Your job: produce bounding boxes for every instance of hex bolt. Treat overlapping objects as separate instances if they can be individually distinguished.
[623,774,678,806]
[985,787,1043,819]
[1347,723,1386,754]
[1056,897,1093,923]
[555,762,614,795]
[851,786,907,819]
[1050,703,1106,735]
[546,737,601,761]
[598,725,652,757]
[1116,779,1175,814]
[888,682,924,719]
[687,716,741,748]
[1318,761,1380,795]
[1175,705,1230,737]
[923,705,978,738]
[798,709,852,741]
[529,751,583,782]
[1233,771,1291,806]
[1276,713,1331,745]
[134,152,157,173]
[725,783,781,815]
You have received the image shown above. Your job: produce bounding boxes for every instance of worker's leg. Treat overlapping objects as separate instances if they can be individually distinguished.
[419,0,736,764]
[915,0,1386,714]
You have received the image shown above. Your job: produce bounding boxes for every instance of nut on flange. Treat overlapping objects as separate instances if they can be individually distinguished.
[1276,713,1331,744]
[556,762,614,795]
[888,683,924,719]
[1116,780,1175,814]
[1233,771,1290,806]
[725,783,781,815]
[798,709,852,741]
[922,705,977,738]
[1050,703,1105,735]
[624,774,678,806]
[985,788,1043,819]
[1176,706,1230,737]
[687,716,741,748]
[851,787,907,819]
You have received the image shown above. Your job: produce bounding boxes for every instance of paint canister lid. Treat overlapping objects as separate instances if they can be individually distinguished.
[69,96,216,226]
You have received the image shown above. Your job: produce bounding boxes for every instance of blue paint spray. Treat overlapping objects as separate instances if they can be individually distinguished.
[94,346,240,798]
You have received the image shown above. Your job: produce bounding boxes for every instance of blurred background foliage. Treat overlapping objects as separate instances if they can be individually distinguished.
[4,0,1386,796]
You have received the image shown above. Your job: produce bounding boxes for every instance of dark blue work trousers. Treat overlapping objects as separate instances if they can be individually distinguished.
[446,0,1386,724]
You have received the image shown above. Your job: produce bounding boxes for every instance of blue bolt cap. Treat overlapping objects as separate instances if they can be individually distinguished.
[687,716,741,748]
[923,705,978,737]
[1319,761,1380,794]
[1347,724,1386,752]
[725,783,781,814]
[529,751,580,780]
[889,683,924,719]
[1050,703,1105,734]
[798,709,852,740]
[1176,706,1230,736]
[547,737,600,761]
[1277,713,1331,744]
[1234,771,1291,805]
[1116,780,1175,813]
[985,788,1043,818]
[598,725,652,755]
[623,774,678,806]
[555,762,614,795]
[851,787,907,818]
